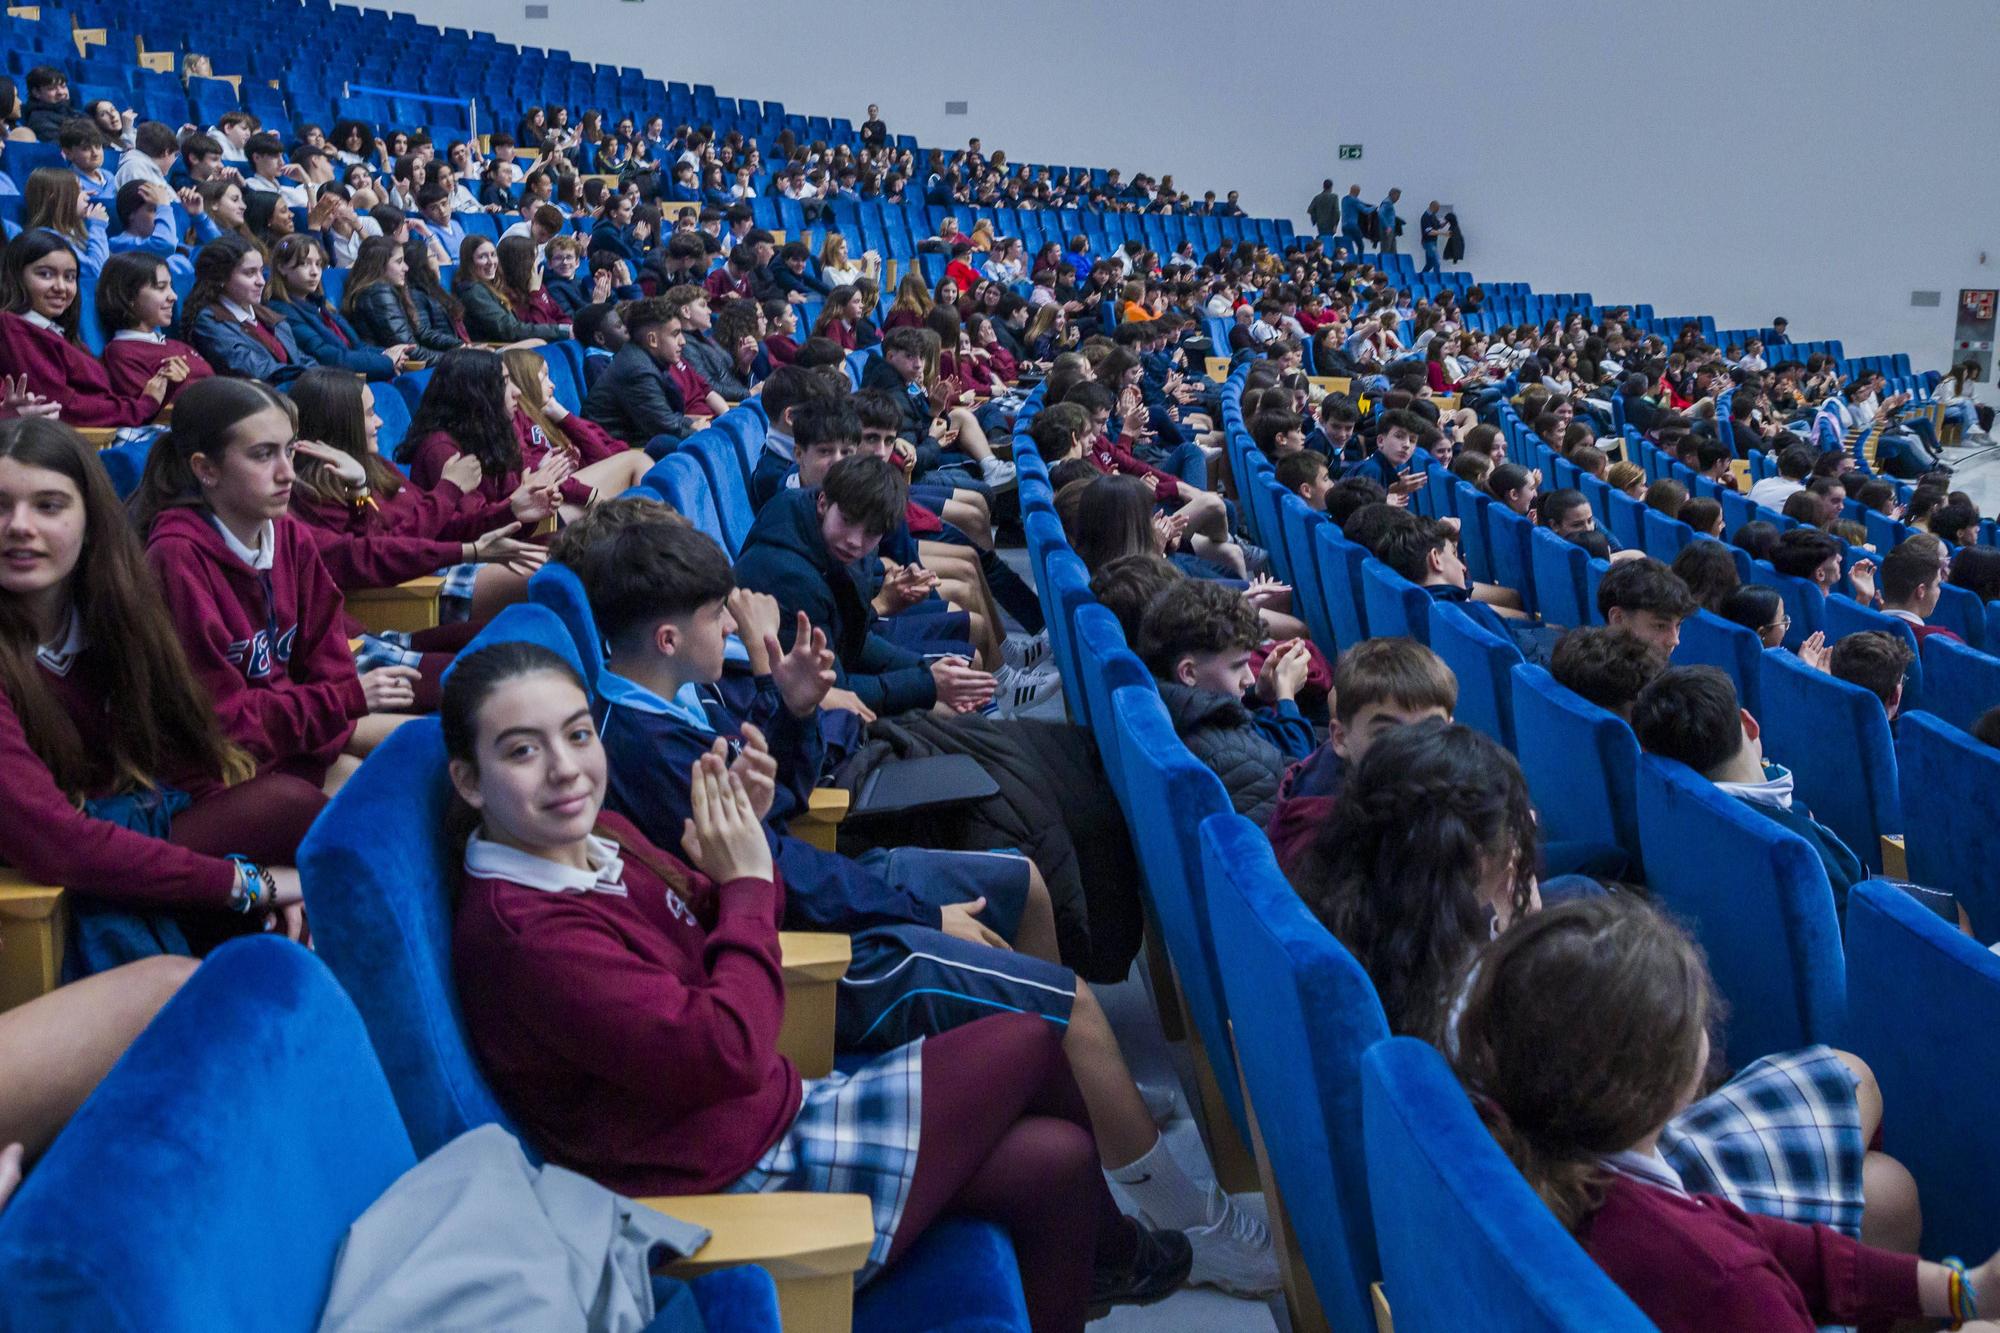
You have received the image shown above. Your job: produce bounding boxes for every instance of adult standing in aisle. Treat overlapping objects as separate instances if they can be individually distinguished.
[1377,187,1402,255]
[1309,179,1342,246]
[1337,183,1367,259]
[1420,200,1447,273]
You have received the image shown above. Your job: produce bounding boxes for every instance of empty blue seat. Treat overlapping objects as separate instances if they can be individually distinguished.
[1072,603,1153,791]
[1313,522,1368,649]
[1361,557,1432,645]
[1510,664,1641,866]
[685,430,756,556]
[1635,751,1844,1065]
[1485,504,1536,617]
[1896,711,2000,943]
[1758,647,1899,872]
[1527,527,1589,628]
[1930,582,1988,651]
[1201,814,1388,1332]
[1428,599,1522,751]
[1919,635,2000,733]
[1276,493,1336,649]
[1844,880,2000,1260]
[643,453,727,549]
[1362,1038,1653,1332]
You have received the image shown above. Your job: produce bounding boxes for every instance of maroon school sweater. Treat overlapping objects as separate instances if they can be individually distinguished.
[146,507,366,782]
[454,810,801,1197]
[404,408,615,509]
[0,649,235,907]
[101,335,215,404]
[291,476,513,549]
[0,312,161,427]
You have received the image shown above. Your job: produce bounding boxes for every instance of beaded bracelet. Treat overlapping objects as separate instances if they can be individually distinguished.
[1943,1256,1976,1330]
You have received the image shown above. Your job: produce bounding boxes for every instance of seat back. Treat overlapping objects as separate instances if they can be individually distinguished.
[1639,505,1693,562]
[1360,557,1432,645]
[537,339,586,414]
[1428,600,1522,751]
[1527,527,1589,628]
[1277,494,1336,649]
[1896,711,2000,943]
[686,429,756,557]
[526,561,605,692]
[1361,1039,1654,1333]
[1635,752,1844,1064]
[1454,485,1495,584]
[1603,490,1645,550]
[1672,608,1766,717]
[1822,595,1925,712]
[1510,665,1641,864]
[1844,880,2000,1259]
[1313,521,1368,649]
[1484,504,1536,617]
[643,452,727,549]
[1109,686,1246,1140]
[1930,582,1987,652]
[1073,604,1154,791]
[1043,551,1097,727]
[1758,648,1899,872]
[1201,815,1387,1332]
[1746,560,1824,651]
[0,938,415,1333]
[1919,635,2000,734]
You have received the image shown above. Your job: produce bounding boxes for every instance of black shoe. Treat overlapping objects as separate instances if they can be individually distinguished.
[1087,1221,1193,1317]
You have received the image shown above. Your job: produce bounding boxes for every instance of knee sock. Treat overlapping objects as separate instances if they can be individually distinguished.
[1106,1131,1213,1230]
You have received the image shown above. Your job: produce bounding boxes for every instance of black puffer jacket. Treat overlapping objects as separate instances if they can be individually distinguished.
[1157,681,1290,827]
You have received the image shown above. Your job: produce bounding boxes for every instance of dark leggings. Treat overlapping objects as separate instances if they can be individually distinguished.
[889,1013,1134,1333]
[406,619,485,713]
[169,772,328,954]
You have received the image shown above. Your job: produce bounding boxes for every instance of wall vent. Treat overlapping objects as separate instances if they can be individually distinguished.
[525,4,548,16]
[945,101,968,116]
[1911,290,1942,307]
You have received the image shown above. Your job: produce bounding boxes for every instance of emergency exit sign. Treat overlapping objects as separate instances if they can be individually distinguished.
[1338,144,1363,160]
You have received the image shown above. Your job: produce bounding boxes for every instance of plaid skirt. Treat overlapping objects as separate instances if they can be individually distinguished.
[436,562,479,621]
[352,632,423,675]
[1660,1044,1866,1237]
[726,1037,924,1284]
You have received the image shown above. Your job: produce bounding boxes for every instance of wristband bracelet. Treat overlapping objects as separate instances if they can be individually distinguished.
[1944,1256,1975,1329]
[225,854,275,914]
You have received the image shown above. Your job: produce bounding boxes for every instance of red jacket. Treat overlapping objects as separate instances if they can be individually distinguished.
[406,409,619,510]
[703,266,753,303]
[454,810,799,1196]
[101,335,214,404]
[0,312,161,427]
[145,507,366,782]
[1087,431,1178,502]
[294,474,515,547]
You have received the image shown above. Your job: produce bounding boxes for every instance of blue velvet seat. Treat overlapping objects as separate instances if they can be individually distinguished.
[1527,527,1590,628]
[1895,711,2000,944]
[1746,559,1824,651]
[298,610,1028,1329]
[1672,608,1767,718]
[1201,814,1388,1332]
[1844,880,2000,1260]
[1042,549,1097,727]
[1073,603,1154,791]
[643,453,729,550]
[1428,599,1522,751]
[0,936,782,1332]
[1635,751,1844,1064]
[1277,493,1337,650]
[1918,635,2000,733]
[1510,664,1641,867]
[1361,1038,1653,1331]
[527,561,607,691]
[1313,521,1369,649]
[686,429,757,556]
[1485,504,1536,616]
[1453,485,1496,584]
[1360,557,1432,645]
[1822,593,1925,711]
[1758,647,1899,872]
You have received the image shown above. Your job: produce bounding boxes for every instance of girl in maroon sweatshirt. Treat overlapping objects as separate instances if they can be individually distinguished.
[398,349,647,526]
[0,416,323,948]
[93,251,214,407]
[134,377,420,793]
[1454,895,1999,1332]
[445,643,1192,1330]
[0,230,186,428]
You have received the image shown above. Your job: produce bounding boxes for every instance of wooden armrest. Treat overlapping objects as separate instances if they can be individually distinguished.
[1372,1281,1394,1333]
[651,1191,874,1333]
[346,576,444,635]
[777,931,848,1079]
[787,787,849,853]
[1205,357,1230,382]
[0,872,64,1013]
[1881,834,1907,880]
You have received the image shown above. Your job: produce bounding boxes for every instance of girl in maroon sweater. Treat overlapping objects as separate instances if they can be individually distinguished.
[444,644,1191,1330]
[134,377,421,794]
[399,349,646,526]
[1455,895,2000,1332]
[94,252,215,406]
[0,230,186,427]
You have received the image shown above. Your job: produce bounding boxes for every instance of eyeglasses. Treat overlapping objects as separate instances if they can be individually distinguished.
[1763,615,1792,634]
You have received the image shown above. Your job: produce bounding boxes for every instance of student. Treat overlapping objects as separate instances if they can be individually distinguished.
[1549,625,1667,721]
[454,235,569,344]
[539,235,606,316]
[498,234,570,328]
[184,235,318,386]
[571,301,626,389]
[1747,442,1815,510]
[0,230,181,427]
[22,168,109,284]
[1596,556,1696,654]
[240,133,307,210]
[1303,394,1363,462]
[287,367,553,622]
[58,121,114,210]
[745,363,842,508]
[132,378,419,794]
[1770,527,1876,603]
[1486,462,1539,516]
[1136,578,1315,825]
[265,234,412,380]
[733,455,996,717]
[1275,448,1333,511]
[94,251,214,405]
[1250,409,1304,462]
[761,297,801,366]
[660,285,755,405]
[106,180,194,274]
[442,642,1209,1328]
[1370,516,1556,663]
[580,297,717,446]
[0,417,325,958]
[863,326,1016,489]
[1827,631,1915,721]
[1668,539,1739,613]
[1067,382,1243,577]
[1343,407,1427,495]
[1453,895,1987,1333]
[22,66,79,143]
[1876,534,1959,641]
[337,235,444,363]
[400,236,470,353]
[403,348,644,523]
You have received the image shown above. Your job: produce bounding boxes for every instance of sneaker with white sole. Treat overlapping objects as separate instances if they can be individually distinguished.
[979,459,1018,490]
[1002,629,1050,672]
[991,663,1063,715]
[1183,1184,1281,1298]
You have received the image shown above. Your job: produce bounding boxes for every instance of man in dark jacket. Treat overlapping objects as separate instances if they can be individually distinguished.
[583,297,701,450]
[661,284,752,401]
[732,456,997,717]
[1307,179,1341,240]
[1137,579,1316,826]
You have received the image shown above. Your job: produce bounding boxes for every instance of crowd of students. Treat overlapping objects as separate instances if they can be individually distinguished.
[6,47,2000,1329]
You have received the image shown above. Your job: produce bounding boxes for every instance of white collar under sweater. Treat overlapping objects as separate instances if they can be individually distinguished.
[1715,761,1794,811]
[463,830,628,896]
[209,514,276,572]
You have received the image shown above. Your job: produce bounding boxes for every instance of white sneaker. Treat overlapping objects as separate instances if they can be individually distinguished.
[1184,1185,1281,1298]
[1002,630,1050,672]
[991,663,1062,715]
[1138,1082,1184,1126]
[980,458,1018,490]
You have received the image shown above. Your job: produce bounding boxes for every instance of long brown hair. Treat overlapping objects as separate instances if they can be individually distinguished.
[501,346,570,453]
[185,234,282,330]
[888,271,932,319]
[0,419,253,795]
[132,377,295,534]
[1451,895,1718,1232]
[340,234,416,324]
[23,167,85,243]
[287,367,404,501]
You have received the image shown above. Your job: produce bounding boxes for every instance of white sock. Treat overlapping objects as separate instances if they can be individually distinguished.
[1107,1133,1212,1231]
[980,456,1009,479]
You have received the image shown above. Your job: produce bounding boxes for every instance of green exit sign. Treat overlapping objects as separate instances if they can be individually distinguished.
[1338,144,1363,160]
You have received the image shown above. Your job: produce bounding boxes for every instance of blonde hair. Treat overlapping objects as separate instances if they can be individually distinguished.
[545,234,586,260]
[819,231,850,270]
[502,346,572,452]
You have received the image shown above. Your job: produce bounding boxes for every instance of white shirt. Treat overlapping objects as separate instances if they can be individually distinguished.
[112,329,166,343]
[244,173,309,210]
[463,830,628,897]
[35,606,83,677]
[21,311,60,334]
[115,153,169,190]
[211,514,276,572]
[1746,475,1804,509]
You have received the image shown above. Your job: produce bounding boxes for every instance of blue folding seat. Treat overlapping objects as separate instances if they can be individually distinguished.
[1639,506,1694,562]
[1746,559,1824,651]
[1201,814,1388,1332]
[1604,490,1645,550]
[1313,522,1368,649]
[1484,503,1536,616]
[1526,527,1589,628]
[1672,607,1767,717]
[1822,594,1924,710]
[1931,581,1989,651]
[1920,636,2000,733]
[1361,558,1432,645]
[1511,664,1641,865]
[1362,1039,1653,1332]
[1897,711,2000,941]
[1073,604,1153,792]
[1844,880,2000,1259]
[1759,648,1899,872]
[536,339,586,415]
[1452,484,1495,584]
[642,453,726,549]
[1636,751,1844,1064]
[1277,493,1336,650]
[1428,600,1522,751]
[685,430,755,557]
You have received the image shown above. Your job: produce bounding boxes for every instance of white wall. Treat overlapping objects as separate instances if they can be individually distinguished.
[388,0,2000,372]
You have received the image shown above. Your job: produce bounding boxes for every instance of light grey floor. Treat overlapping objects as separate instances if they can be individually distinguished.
[1941,436,2000,513]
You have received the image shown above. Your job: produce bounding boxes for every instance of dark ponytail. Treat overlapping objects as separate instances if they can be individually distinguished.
[130,376,293,534]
